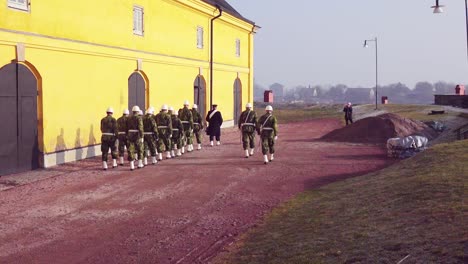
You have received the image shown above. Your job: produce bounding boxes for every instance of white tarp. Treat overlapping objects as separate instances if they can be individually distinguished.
[387,135,428,158]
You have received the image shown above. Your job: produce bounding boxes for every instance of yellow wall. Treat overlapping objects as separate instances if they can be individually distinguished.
[0,0,255,158]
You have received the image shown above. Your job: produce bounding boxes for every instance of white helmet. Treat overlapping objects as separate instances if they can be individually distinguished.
[168,106,174,112]
[138,110,143,116]
[192,104,198,109]
[183,100,190,106]
[149,106,155,112]
[123,109,130,115]
[265,105,273,111]
[174,111,179,116]
[146,108,154,115]
[132,105,140,112]
[106,107,114,113]
[161,104,168,111]
[245,103,252,108]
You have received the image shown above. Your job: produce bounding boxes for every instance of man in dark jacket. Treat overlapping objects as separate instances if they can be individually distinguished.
[343,102,353,125]
[206,104,223,146]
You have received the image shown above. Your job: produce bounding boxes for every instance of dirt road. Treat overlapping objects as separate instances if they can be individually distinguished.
[0,119,394,264]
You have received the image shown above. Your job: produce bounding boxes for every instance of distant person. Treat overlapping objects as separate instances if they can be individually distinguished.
[343,102,353,125]
[206,104,223,146]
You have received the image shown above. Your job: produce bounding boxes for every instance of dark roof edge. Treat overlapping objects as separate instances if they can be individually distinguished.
[200,0,256,27]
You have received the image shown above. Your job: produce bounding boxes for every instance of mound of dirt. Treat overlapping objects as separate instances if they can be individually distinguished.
[322,113,438,144]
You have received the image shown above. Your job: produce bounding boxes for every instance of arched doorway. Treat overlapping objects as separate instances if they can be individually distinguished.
[233,78,242,125]
[0,62,39,175]
[194,75,207,118]
[128,72,147,111]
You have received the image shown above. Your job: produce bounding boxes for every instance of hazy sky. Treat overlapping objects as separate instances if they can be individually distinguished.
[228,0,468,89]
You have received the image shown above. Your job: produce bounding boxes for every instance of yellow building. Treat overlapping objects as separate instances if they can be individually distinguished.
[0,0,258,175]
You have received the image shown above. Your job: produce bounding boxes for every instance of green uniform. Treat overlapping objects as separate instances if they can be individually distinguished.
[178,106,193,146]
[100,115,118,162]
[126,113,144,161]
[238,109,257,150]
[256,113,278,155]
[155,111,172,153]
[143,114,159,158]
[116,114,128,158]
[171,114,184,150]
[191,108,204,144]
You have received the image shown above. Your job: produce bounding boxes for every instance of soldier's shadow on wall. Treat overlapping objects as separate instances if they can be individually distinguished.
[75,128,82,162]
[88,124,96,158]
[55,128,66,165]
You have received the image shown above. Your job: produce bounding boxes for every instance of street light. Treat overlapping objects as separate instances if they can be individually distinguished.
[431,0,468,63]
[363,37,378,110]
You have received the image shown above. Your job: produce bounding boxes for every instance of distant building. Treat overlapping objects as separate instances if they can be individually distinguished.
[0,0,257,175]
[343,88,375,104]
[435,85,468,108]
[270,83,284,102]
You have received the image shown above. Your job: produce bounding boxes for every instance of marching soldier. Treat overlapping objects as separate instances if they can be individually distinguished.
[126,106,144,171]
[143,107,159,165]
[191,104,204,150]
[170,107,184,157]
[178,100,194,153]
[100,107,118,170]
[116,109,129,166]
[238,103,257,158]
[256,105,278,165]
[155,104,173,160]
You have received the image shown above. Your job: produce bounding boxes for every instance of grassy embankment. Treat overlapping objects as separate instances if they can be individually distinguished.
[218,140,467,264]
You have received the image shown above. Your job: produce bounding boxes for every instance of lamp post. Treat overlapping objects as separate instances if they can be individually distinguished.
[363,37,378,110]
[431,0,468,63]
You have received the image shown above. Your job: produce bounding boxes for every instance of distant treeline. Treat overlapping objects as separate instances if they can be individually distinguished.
[255,81,463,105]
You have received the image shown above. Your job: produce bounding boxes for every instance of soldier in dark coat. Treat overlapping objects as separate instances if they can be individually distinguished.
[256,105,278,165]
[206,104,223,146]
[100,107,118,170]
[126,106,144,171]
[191,104,204,150]
[116,109,129,166]
[238,103,257,158]
[343,102,353,125]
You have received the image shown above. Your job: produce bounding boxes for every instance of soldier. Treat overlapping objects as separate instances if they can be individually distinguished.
[178,100,194,153]
[155,104,173,160]
[238,103,257,158]
[100,107,118,170]
[191,104,204,150]
[126,105,144,171]
[170,107,184,157]
[206,104,223,146]
[116,109,129,166]
[256,105,278,165]
[136,109,145,165]
[143,107,159,165]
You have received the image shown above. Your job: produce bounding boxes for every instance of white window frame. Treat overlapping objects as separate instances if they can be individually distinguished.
[133,5,144,36]
[8,0,29,11]
[197,26,204,49]
[235,38,241,57]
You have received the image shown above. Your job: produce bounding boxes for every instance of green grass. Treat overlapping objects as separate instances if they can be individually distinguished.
[217,140,468,264]
[253,103,343,123]
[358,104,464,122]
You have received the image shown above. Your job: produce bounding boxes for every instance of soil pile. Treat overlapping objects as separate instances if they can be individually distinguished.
[322,113,438,144]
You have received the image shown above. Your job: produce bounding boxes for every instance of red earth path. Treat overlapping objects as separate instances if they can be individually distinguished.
[0,119,395,264]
